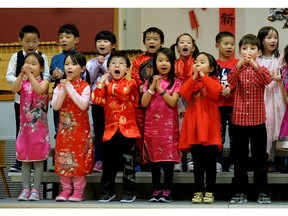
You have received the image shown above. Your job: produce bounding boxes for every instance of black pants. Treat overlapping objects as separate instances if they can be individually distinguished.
[101,133,136,193]
[217,106,235,165]
[232,124,268,195]
[150,161,174,190]
[92,104,105,162]
[191,145,218,193]
[14,102,22,167]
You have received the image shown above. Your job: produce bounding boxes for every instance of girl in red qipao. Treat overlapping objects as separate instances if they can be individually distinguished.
[92,52,140,203]
[52,52,93,202]
[142,48,181,203]
[179,52,222,204]
[171,33,199,172]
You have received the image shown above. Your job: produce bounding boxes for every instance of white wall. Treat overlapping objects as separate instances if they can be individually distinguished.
[120,8,288,58]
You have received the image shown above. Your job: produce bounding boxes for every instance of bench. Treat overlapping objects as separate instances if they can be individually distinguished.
[9,171,288,185]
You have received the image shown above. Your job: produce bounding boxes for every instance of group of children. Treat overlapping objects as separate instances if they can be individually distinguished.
[6,23,288,205]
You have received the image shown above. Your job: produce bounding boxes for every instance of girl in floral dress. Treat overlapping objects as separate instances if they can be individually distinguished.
[141,47,181,203]
[52,52,93,202]
[12,53,50,201]
[256,26,286,171]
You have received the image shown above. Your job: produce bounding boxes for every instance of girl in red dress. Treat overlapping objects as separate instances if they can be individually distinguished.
[52,52,93,202]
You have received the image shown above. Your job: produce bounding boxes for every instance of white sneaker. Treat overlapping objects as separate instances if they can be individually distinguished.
[216,162,222,173]
[174,162,182,172]
[229,164,234,172]
[187,161,194,172]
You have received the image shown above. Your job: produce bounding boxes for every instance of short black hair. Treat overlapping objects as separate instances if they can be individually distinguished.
[215,31,235,44]
[19,25,40,39]
[238,34,260,50]
[58,24,79,37]
[107,51,131,68]
[142,27,164,44]
[95,31,117,45]
[64,52,86,67]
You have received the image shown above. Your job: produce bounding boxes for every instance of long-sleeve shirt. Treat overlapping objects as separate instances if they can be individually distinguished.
[227,64,272,126]
[91,77,141,141]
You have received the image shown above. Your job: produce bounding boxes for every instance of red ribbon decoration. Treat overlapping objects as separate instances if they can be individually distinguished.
[189,9,200,38]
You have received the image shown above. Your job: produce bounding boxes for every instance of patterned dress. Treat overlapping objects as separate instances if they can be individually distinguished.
[16,76,50,161]
[277,66,288,150]
[143,78,181,162]
[256,55,286,154]
[54,79,93,176]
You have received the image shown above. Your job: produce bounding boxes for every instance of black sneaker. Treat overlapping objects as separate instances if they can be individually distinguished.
[9,164,21,172]
[98,191,116,203]
[120,191,136,203]
[257,193,271,204]
[148,189,162,202]
[159,189,172,203]
[230,193,247,204]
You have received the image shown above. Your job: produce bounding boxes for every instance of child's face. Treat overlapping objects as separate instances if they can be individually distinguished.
[239,44,260,61]
[24,55,43,78]
[193,54,214,75]
[108,57,129,80]
[59,32,79,51]
[216,36,235,60]
[144,32,163,54]
[156,52,171,75]
[262,30,278,55]
[64,56,84,82]
[19,33,40,54]
[177,35,195,58]
[96,39,115,56]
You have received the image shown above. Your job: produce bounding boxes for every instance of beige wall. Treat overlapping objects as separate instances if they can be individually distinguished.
[119,8,288,58]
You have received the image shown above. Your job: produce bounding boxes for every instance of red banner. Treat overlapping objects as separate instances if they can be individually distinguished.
[219,8,236,58]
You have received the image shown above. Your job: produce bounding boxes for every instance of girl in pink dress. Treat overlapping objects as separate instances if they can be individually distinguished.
[52,52,93,202]
[141,47,181,203]
[11,53,50,201]
[277,45,288,150]
[256,26,286,172]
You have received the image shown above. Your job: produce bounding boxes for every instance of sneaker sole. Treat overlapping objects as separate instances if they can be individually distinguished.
[68,198,84,202]
[29,198,40,201]
[230,200,247,204]
[148,198,159,202]
[258,200,271,204]
[120,196,136,203]
[17,197,28,201]
[99,194,116,203]
[55,197,68,202]
[159,198,172,203]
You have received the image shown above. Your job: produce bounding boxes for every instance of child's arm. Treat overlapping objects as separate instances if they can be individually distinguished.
[155,79,180,108]
[6,53,17,85]
[64,82,91,110]
[11,71,25,94]
[51,84,67,110]
[141,77,157,107]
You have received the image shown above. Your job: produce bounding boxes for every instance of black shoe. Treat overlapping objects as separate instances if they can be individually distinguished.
[120,191,136,203]
[9,164,21,172]
[257,193,271,204]
[148,189,162,202]
[230,193,247,204]
[99,191,116,203]
[159,189,172,203]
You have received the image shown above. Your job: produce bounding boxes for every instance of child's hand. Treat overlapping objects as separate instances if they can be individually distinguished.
[193,68,200,80]
[100,73,110,86]
[152,75,160,90]
[98,55,105,65]
[222,86,231,98]
[52,67,63,79]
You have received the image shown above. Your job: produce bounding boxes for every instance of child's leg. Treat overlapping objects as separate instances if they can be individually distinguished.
[55,176,73,201]
[32,161,44,190]
[69,176,86,201]
[21,162,31,189]
[73,176,86,195]
[122,137,136,193]
[162,162,174,190]
[150,162,162,190]
[204,145,218,193]
[191,145,205,192]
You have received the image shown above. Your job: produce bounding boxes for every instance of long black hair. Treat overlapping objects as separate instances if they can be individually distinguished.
[149,47,176,89]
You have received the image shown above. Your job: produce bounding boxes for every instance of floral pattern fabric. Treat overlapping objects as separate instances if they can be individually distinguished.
[16,77,50,161]
[54,79,93,176]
